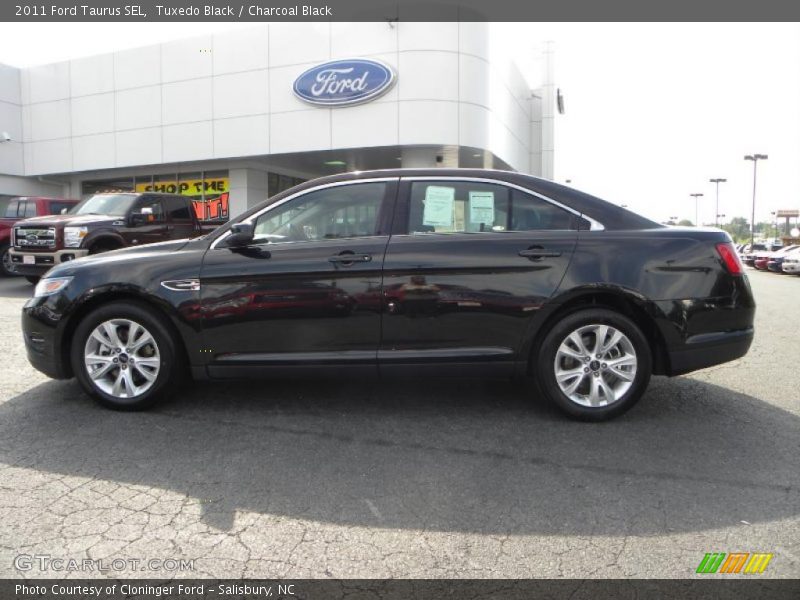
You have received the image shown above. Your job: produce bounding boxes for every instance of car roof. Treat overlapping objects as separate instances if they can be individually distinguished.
[12,196,78,202]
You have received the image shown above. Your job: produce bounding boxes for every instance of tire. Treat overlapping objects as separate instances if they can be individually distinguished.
[534,308,652,421]
[89,242,121,255]
[25,275,40,284]
[70,301,182,410]
[0,244,18,277]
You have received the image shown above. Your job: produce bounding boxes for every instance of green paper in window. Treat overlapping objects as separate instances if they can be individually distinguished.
[422,186,455,227]
[469,190,495,225]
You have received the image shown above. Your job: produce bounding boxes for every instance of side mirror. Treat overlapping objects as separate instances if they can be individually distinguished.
[129,206,153,227]
[225,222,255,248]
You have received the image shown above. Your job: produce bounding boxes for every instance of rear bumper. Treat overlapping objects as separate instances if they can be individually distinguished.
[9,247,88,276]
[667,328,754,376]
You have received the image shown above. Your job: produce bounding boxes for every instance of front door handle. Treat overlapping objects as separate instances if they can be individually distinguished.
[328,253,372,264]
[519,248,562,259]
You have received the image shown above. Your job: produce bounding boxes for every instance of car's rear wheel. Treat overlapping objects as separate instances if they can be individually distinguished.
[535,308,652,421]
[70,301,180,410]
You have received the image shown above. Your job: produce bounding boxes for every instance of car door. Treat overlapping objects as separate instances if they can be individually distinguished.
[199,179,397,378]
[163,195,199,240]
[379,177,579,377]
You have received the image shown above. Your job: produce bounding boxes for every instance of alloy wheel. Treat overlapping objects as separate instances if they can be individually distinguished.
[553,323,637,407]
[1,248,15,276]
[83,319,161,398]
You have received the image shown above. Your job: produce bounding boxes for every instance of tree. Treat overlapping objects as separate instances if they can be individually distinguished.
[718,217,750,243]
[676,219,694,227]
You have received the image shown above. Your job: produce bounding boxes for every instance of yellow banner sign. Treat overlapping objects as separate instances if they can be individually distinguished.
[135,178,228,197]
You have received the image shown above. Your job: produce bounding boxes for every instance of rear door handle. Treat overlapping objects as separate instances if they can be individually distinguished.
[519,248,562,259]
[328,253,372,264]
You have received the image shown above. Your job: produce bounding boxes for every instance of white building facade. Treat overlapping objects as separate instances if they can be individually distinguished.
[0,22,554,220]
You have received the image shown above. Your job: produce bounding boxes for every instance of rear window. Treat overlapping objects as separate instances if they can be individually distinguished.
[4,200,19,218]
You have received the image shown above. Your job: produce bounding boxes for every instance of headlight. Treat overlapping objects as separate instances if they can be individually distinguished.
[34,277,73,298]
[63,226,88,248]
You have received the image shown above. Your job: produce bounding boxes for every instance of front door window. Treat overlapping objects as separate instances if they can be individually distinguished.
[253,182,387,244]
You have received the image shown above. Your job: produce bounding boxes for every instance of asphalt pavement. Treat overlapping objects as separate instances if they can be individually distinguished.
[0,270,797,578]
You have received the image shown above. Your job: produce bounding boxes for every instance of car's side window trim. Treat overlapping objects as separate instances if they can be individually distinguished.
[210,177,400,249]
[396,176,604,234]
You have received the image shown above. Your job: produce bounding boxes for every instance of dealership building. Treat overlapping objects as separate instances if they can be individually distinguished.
[0,22,555,220]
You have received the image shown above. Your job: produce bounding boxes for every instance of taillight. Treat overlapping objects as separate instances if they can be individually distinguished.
[716,242,743,275]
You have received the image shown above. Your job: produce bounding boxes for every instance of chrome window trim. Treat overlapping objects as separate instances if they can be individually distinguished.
[210,177,400,250]
[401,176,605,232]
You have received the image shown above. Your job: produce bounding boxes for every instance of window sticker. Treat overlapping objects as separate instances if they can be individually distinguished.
[422,186,455,228]
[469,190,495,225]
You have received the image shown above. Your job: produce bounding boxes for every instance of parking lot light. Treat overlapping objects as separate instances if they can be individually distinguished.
[709,178,727,226]
[744,154,768,247]
[690,193,704,226]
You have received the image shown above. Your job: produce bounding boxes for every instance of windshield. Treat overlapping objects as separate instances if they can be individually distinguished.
[71,194,137,217]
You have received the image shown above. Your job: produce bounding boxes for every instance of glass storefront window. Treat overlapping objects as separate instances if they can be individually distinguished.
[80,169,305,222]
[81,177,134,198]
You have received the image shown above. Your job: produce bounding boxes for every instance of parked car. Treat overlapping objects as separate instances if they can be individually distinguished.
[0,196,78,277]
[742,242,781,267]
[10,192,222,283]
[781,252,800,274]
[767,245,800,272]
[21,169,755,421]
[754,244,799,271]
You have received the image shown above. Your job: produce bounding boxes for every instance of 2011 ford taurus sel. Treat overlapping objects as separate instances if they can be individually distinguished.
[21,169,755,420]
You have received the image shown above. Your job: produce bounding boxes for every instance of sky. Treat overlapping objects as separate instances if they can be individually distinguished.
[0,22,797,226]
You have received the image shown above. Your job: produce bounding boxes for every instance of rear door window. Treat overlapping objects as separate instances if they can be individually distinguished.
[164,196,192,222]
[407,181,577,234]
[23,201,37,217]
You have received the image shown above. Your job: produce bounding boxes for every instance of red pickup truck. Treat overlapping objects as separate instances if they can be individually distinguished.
[1,197,79,277]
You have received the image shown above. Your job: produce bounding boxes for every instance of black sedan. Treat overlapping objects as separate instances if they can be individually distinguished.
[21,169,755,420]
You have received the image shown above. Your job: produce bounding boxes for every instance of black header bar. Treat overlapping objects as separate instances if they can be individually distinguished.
[3,579,800,600]
[4,0,800,22]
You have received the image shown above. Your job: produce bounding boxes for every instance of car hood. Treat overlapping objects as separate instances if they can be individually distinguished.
[45,238,198,277]
[15,214,122,228]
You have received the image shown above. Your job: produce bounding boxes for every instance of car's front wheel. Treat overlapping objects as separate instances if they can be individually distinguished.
[0,244,18,277]
[535,308,652,421]
[70,301,181,410]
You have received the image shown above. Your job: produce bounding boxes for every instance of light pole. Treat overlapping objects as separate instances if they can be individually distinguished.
[689,193,704,226]
[770,211,779,241]
[744,154,768,247]
[709,178,727,226]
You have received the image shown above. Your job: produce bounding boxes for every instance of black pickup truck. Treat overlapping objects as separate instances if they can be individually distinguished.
[10,192,222,283]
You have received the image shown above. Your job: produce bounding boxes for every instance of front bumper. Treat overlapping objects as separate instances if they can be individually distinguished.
[782,262,800,273]
[9,248,89,276]
[21,301,70,379]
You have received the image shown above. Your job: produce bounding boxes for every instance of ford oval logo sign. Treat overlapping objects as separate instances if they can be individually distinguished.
[293,59,396,107]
